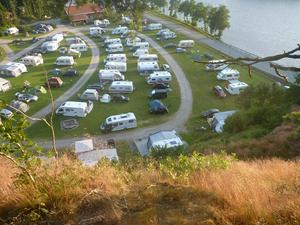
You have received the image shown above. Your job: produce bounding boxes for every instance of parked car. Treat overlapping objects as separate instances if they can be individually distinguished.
[176,47,187,53]
[163,43,177,49]
[149,89,168,99]
[63,68,78,77]
[30,47,46,54]
[0,109,13,119]
[15,92,39,103]
[112,94,130,103]
[162,64,170,71]
[50,68,62,76]
[213,85,226,98]
[201,108,220,118]
[59,47,67,54]
[153,83,170,90]
[87,83,104,91]
[31,37,40,43]
[149,100,168,114]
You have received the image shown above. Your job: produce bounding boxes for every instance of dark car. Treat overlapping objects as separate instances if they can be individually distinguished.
[149,89,168,99]
[50,68,62,76]
[201,109,220,118]
[213,85,226,98]
[163,43,177,49]
[30,47,46,54]
[63,68,79,77]
[112,94,129,102]
[87,83,104,91]
[149,100,168,114]
[153,83,170,90]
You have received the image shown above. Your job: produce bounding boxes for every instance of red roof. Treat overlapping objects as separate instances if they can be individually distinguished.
[66,3,102,16]
[71,14,89,22]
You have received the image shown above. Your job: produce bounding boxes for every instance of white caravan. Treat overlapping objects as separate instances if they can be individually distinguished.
[147,130,184,151]
[69,43,88,52]
[80,89,99,101]
[68,49,81,58]
[100,112,137,133]
[133,48,149,57]
[225,80,249,95]
[56,101,93,117]
[89,27,104,36]
[104,54,127,63]
[105,61,127,72]
[106,43,124,53]
[0,78,11,92]
[138,54,158,62]
[99,69,124,81]
[51,33,64,43]
[0,62,27,77]
[125,37,141,46]
[20,54,43,66]
[178,40,195,48]
[137,61,160,74]
[157,29,171,36]
[94,19,110,27]
[104,38,122,46]
[206,60,228,71]
[108,81,134,93]
[161,31,176,40]
[6,27,19,35]
[112,26,128,35]
[41,41,59,52]
[55,56,75,66]
[145,23,162,31]
[132,42,150,50]
[65,37,85,45]
[147,71,172,84]
[217,68,240,80]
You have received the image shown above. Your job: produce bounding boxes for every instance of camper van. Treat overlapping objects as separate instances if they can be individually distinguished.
[94,19,110,27]
[157,29,171,36]
[105,61,127,72]
[147,71,172,85]
[217,68,240,80]
[51,33,64,43]
[112,26,128,35]
[56,101,93,117]
[99,70,125,81]
[89,27,104,36]
[133,48,149,57]
[69,43,88,52]
[108,81,134,93]
[0,78,11,92]
[55,56,75,66]
[104,38,122,46]
[138,54,158,62]
[206,60,228,71]
[6,27,19,35]
[225,80,248,95]
[20,54,43,66]
[100,112,137,133]
[144,23,162,31]
[104,54,127,63]
[125,37,141,47]
[137,61,160,75]
[0,62,27,77]
[131,42,150,51]
[65,37,84,45]
[161,31,176,40]
[178,40,195,48]
[80,89,99,101]
[41,41,59,52]
[106,43,124,53]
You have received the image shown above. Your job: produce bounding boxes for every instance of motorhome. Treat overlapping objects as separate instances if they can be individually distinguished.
[157,29,171,36]
[217,68,240,80]
[68,49,81,58]
[90,27,104,36]
[80,89,99,101]
[104,54,127,63]
[225,80,249,95]
[94,19,110,27]
[104,38,122,46]
[100,112,137,133]
[144,23,162,31]
[137,61,160,75]
[55,56,75,66]
[99,69,125,81]
[20,54,43,66]
[178,40,195,48]
[0,62,27,77]
[0,78,11,92]
[147,71,172,84]
[161,31,176,40]
[65,37,85,45]
[56,101,93,117]
[133,48,149,57]
[108,81,134,93]
[51,33,64,43]
[131,42,150,51]
[69,43,88,52]
[206,60,228,71]
[6,27,19,35]
[41,41,59,52]
[138,54,158,62]
[105,61,127,72]
[106,43,124,53]
[125,37,141,47]
[112,26,128,35]
[147,130,183,151]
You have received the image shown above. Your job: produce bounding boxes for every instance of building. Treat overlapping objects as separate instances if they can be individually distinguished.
[65,2,103,24]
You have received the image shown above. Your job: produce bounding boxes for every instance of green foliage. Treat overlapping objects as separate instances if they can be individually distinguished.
[150,146,189,159]
[208,5,230,38]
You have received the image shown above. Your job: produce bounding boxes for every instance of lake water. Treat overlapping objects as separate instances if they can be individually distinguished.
[165,0,300,66]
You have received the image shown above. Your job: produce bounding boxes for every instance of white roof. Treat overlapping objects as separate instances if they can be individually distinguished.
[229,82,248,88]
[0,62,26,71]
[138,61,159,66]
[220,68,239,75]
[208,59,225,63]
[22,55,42,60]
[76,148,118,167]
[149,71,171,77]
[148,130,183,149]
[107,54,126,58]
[83,89,98,94]
[75,139,93,154]
[42,41,58,46]
[138,54,158,59]
[106,112,136,124]
[56,56,74,60]
[0,77,9,84]
[111,81,132,86]
[179,39,194,43]
[60,101,87,108]
[70,43,87,47]
[106,61,126,66]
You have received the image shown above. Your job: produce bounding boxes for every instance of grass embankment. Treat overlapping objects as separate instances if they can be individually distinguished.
[26,33,180,139]
[0,46,5,62]
[0,155,299,224]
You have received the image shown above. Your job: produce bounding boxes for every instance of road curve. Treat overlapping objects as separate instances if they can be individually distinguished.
[38,31,193,149]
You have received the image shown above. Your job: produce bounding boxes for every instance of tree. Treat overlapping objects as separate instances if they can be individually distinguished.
[208,5,230,38]
[169,0,181,17]
[190,2,204,26]
[150,0,167,9]
[178,0,193,22]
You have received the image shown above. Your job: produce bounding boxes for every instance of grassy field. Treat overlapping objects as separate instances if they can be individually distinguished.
[8,40,34,53]
[0,46,5,62]
[26,33,181,139]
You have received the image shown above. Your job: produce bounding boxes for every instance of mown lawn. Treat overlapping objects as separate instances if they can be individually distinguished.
[8,40,34,53]
[0,46,5,62]
[26,32,181,139]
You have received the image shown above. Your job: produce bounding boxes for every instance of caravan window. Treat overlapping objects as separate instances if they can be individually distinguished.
[128,120,134,123]
[119,122,123,126]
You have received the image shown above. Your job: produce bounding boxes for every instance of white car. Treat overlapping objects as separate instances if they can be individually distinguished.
[0,109,13,119]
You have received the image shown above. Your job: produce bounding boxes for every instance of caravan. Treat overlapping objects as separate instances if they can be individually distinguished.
[104,38,122,46]
[41,41,59,52]
[138,54,158,62]
[99,70,125,81]
[144,23,162,31]
[55,56,75,66]
[147,71,172,85]
[20,54,43,66]
[137,61,160,75]
[105,61,127,72]
[178,40,195,48]
[51,33,64,43]
[69,43,88,52]
[104,54,127,63]
[0,78,11,92]
[6,27,19,35]
[206,60,228,71]
[94,19,110,27]
[133,48,149,57]
[100,112,137,133]
[106,43,124,53]
[217,68,240,80]
[80,89,99,101]
[89,27,104,36]
[125,37,141,47]
[108,81,134,93]
[161,31,176,40]
[0,62,27,77]
[225,80,248,95]
[112,26,128,35]
[65,37,84,45]
[56,101,93,117]
[131,42,150,51]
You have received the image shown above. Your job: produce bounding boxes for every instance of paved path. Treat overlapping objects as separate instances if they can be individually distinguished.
[144,12,298,83]
[38,31,193,149]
